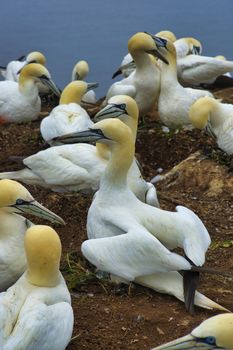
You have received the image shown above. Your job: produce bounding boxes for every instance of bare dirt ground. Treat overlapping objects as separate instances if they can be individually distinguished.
[0,88,232,349]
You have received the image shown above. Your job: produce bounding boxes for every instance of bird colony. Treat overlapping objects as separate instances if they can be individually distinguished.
[0,31,232,349]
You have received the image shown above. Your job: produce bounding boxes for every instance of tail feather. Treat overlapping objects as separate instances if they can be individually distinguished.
[183,270,200,314]
[112,68,122,79]
[135,271,229,312]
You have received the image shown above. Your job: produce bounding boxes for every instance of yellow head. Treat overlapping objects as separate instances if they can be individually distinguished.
[185,37,202,54]
[60,81,88,104]
[156,30,177,43]
[189,96,217,129]
[192,313,233,349]
[0,179,65,224]
[26,51,46,66]
[156,38,177,65]
[93,118,134,146]
[216,55,226,61]
[94,95,139,141]
[19,63,50,82]
[151,313,233,349]
[0,179,32,208]
[72,60,89,80]
[25,225,61,287]
[128,32,157,53]
[18,63,60,96]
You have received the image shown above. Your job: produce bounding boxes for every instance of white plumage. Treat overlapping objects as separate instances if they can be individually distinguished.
[71,60,97,103]
[189,96,233,155]
[0,274,73,350]
[104,32,164,117]
[0,179,64,291]
[0,225,73,350]
[0,63,59,123]
[40,81,94,145]
[78,117,226,311]
[157,38,213,127]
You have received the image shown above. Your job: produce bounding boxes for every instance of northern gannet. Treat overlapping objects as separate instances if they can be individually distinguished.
[0,63,60,123]
[189,96,233,155]
[59,117,226,312]
[155,36,213,127]
[0,51,46,82]
[72,60,97,103]
[151,313,233,349]
[177,39,233,87]
[174,37,202,59]
[94,95,159,207]
[0,225,73,350]
[0,51,51,95]
[113,30,176,79]
[0,98,158,205]
[104,32,168,117]
[0,179,64,291]
[40,81,97,145]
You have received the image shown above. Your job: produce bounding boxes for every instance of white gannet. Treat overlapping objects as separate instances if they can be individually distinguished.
[189,96,233,155]
[0,63,60,124]
[59,118,227,312]
[112,30,176,79]
[0,225,73,350]
[0,51,46,82]
[72,60,97,103]
[174,37,202,59]
[0,98,159,206]
[151,313,233,350]
[40,81,98,145]
[155,36,213,127]
[104,32,169,117]
[0,179,64,291]
[94,95,159,206]
[0,51,51,95]
[177,38,233,87]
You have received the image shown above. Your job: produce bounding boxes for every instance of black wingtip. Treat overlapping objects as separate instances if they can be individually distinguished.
[202,75,233,89]
[112,69,122,79]
[17,55,26,62]
[183,270,200,315]
[0,66,6,70]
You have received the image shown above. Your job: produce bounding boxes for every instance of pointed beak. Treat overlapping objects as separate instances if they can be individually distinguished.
[151,334,211,350]
[40,77,61,97]
[51,128,108,145]
[87,82,99,91]
[146,48,169,64]
[94,104,126,122]
[112,60,136,79]
[17,55,26,62]
[12,200,65,225]
[192,46,201,55]
[144,34,169,64]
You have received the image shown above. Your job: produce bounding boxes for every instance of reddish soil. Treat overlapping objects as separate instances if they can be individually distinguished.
[0,89,232,349]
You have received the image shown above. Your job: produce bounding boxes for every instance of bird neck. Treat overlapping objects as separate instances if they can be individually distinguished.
[124,117,137,142]
[18,76,39,99]
[208,101,225,129]
[160,53,178,85]
[96,143,109,159]
[59,91,83,105]
[130,49,153,71]
[101,140,135,189]
[26,262,60,287]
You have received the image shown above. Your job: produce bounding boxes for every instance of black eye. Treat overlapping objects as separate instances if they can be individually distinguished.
[205,336,216,345]
[119,104,126,110]
[16,198,25,205]
[39,74,49,80]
